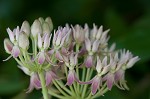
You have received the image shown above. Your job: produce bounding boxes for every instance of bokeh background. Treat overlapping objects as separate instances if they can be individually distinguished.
[0,0,150,99]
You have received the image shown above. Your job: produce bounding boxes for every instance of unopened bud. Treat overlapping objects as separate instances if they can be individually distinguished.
[31,20,42,38]
[4,38,13,54]
[19,31,29,50]
[42,22,51,35]
[38,17,44,24]
[21,21,30,37]
[45,17,53,32]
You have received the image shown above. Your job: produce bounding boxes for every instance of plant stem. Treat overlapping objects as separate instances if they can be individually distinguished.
[39,72,49,99]
[81,68,90,98]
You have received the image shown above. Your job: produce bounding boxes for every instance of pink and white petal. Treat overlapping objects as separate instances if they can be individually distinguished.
[127,56,140,69]
[44,34,50,49]
[7,28,14,42]
[26,76,35,93]
[45,71,53,86]
[66,70,75,86]
[85,55,93,68]
[38,34,42,49]
[48,49,54,55]
[106,73,114,90]
[55,51,63,61]
[12,46,20,58]
[38,52,45,64]
[15,26,20,41]
[92,40,100,52]
[85,38,91,51]
[33,73,41,88]
[114,70,124,82]
[91,76,101,95]
[4,38,13,54]
[96,56,102,73]
[102,56,108,66]
[101,65,110,75]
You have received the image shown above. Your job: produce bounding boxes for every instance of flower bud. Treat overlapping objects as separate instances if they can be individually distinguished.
[19,31,29,50]
[4,38,13,54]
[42,22,51,35]
[45,17,53,32]
[38,17,44,24]
[21,21,30,36]
[31,20,42,38]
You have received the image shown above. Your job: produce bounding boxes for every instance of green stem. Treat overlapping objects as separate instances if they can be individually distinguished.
[48,90,66,99]
[53,80,69,97]
[55,80,73,96]
[76,44,80,92]
[81,68,86,91]
[81,68,90,98]
[39,72,49,99]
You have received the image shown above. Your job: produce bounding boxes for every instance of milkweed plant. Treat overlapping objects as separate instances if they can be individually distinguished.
[3,17,140,99]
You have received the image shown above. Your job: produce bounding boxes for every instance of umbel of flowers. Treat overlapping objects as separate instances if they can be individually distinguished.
[4,17,140,99]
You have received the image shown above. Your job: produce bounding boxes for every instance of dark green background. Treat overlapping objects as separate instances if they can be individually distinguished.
[0,0,150,99]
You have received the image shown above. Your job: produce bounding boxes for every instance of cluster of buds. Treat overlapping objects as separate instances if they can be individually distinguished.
[4,17,139,99]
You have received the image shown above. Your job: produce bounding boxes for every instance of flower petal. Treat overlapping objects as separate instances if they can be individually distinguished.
[66,70,75,86]
[4,38,13,54]
[85,55,93,68]
[91,76,101,95]
[12,46,20,58]
[106,73,114,90]
[7,28,14,43]
[38,52,45,64]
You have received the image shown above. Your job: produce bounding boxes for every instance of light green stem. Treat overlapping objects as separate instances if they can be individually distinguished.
[53,80,69,97]
[81,68,90,98]
[39,72,49,99]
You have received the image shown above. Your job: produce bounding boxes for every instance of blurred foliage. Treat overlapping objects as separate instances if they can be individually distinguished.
[0,0,150,99]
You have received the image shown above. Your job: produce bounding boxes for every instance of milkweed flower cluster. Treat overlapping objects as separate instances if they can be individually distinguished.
[4,17,140,99]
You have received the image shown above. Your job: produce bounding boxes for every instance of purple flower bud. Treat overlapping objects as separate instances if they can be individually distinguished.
[4,38,13,54]
[21,21,30,36]
[85,55,93,68]
[12,45,20,58]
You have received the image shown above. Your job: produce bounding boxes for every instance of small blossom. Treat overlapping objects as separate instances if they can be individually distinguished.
[53,26,71,49]
[72,24,86,44]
